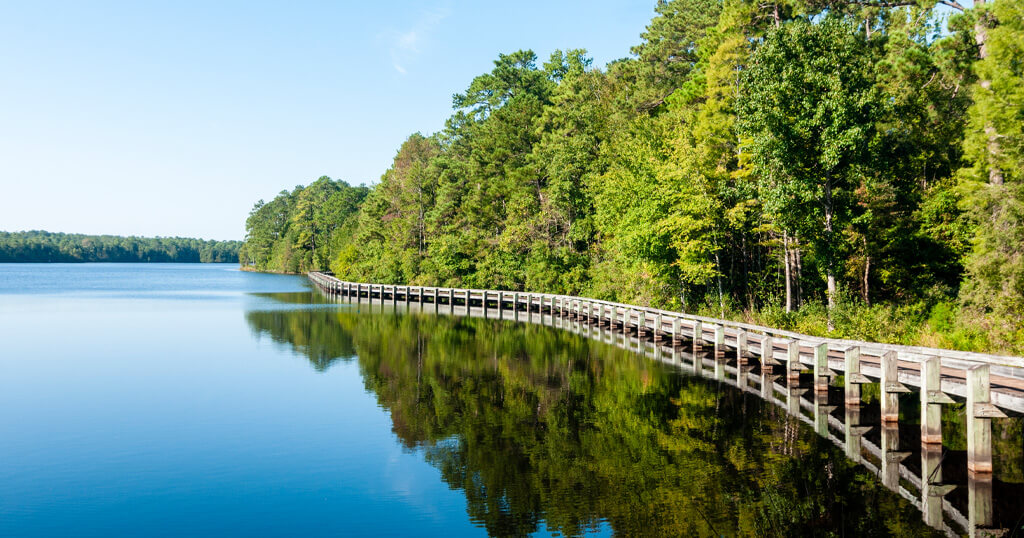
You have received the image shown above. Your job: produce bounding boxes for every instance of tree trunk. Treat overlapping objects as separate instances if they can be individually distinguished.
[783,231,793,313]
[862,235,870,305]
[975,0,1004,186]
[794,234,803,309]
[824,177,836,332]
[715,252,724,318]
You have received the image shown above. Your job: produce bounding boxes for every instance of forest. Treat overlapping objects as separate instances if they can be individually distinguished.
[0,230,240,263]
[241,0,1024,354]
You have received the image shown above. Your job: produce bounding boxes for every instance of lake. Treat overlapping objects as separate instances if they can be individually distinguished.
[1,264,1019,536]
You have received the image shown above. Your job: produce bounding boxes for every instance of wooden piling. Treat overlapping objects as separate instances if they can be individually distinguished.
[786,340,801,384]
[761,336,777,367]
[880,351,909,423]
[921,356,953,446]
[844,346,867,406]
[813,342,830,393]
[967,364,1006,474]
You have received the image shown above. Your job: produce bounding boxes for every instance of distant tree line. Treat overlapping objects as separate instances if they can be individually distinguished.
[243,0,1024,353]
[0,230,240,263]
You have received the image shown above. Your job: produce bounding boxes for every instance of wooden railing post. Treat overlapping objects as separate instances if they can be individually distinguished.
[813,342,831,394]
[921,356,954,446]
[880,351,909,423]
[736,330,747,365]
[844,346,868,406]
[786,340,801,384]
[761,336,777,367]
[967,364,1007,474]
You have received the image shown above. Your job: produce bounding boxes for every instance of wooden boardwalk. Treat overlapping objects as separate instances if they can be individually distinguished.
[308,272,1023,536]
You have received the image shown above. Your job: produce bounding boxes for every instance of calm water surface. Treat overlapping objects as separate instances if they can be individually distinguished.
[0,264,1013,536]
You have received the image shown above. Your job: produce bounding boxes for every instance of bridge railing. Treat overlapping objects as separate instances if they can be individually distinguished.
[308,271,1021,535]
[306,274,1020,420]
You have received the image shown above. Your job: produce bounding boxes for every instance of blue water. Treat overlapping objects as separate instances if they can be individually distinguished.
[1,263,970,537]
[0,264,484,536]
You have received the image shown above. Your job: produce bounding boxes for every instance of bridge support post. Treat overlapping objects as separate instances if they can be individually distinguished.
[714,326,725,359]
[671,318,681,345]
[881,351,909,423]
[814,343,831,394]
[967,364,1006,474]
[921,356,953,446]
[761,336,777,368]
[692,321,703,351]
[786,340,801,384]
[844,346,868,406]
[736,331,747,365]
[654,313,663,341]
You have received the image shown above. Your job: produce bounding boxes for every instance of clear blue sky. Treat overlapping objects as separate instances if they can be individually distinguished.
[0,1,658,240]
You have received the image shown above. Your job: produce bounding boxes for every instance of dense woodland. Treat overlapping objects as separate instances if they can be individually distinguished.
[0,231,240,263]
[242,0,1024,353]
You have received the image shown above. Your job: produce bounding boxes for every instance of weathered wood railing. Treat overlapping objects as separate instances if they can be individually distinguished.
[307,272,1022,536]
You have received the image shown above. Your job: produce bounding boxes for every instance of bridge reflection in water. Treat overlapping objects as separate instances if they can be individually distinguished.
[308,273,1024,537]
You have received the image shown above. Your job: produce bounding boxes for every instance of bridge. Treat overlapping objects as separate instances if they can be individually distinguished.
[307,272,1024,536]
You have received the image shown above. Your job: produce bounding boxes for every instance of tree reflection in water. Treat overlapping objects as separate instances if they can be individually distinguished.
[246,298,944,537]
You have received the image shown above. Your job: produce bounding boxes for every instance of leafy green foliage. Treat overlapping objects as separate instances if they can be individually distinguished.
[958,0,1024,348]
[240,177,368,273]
